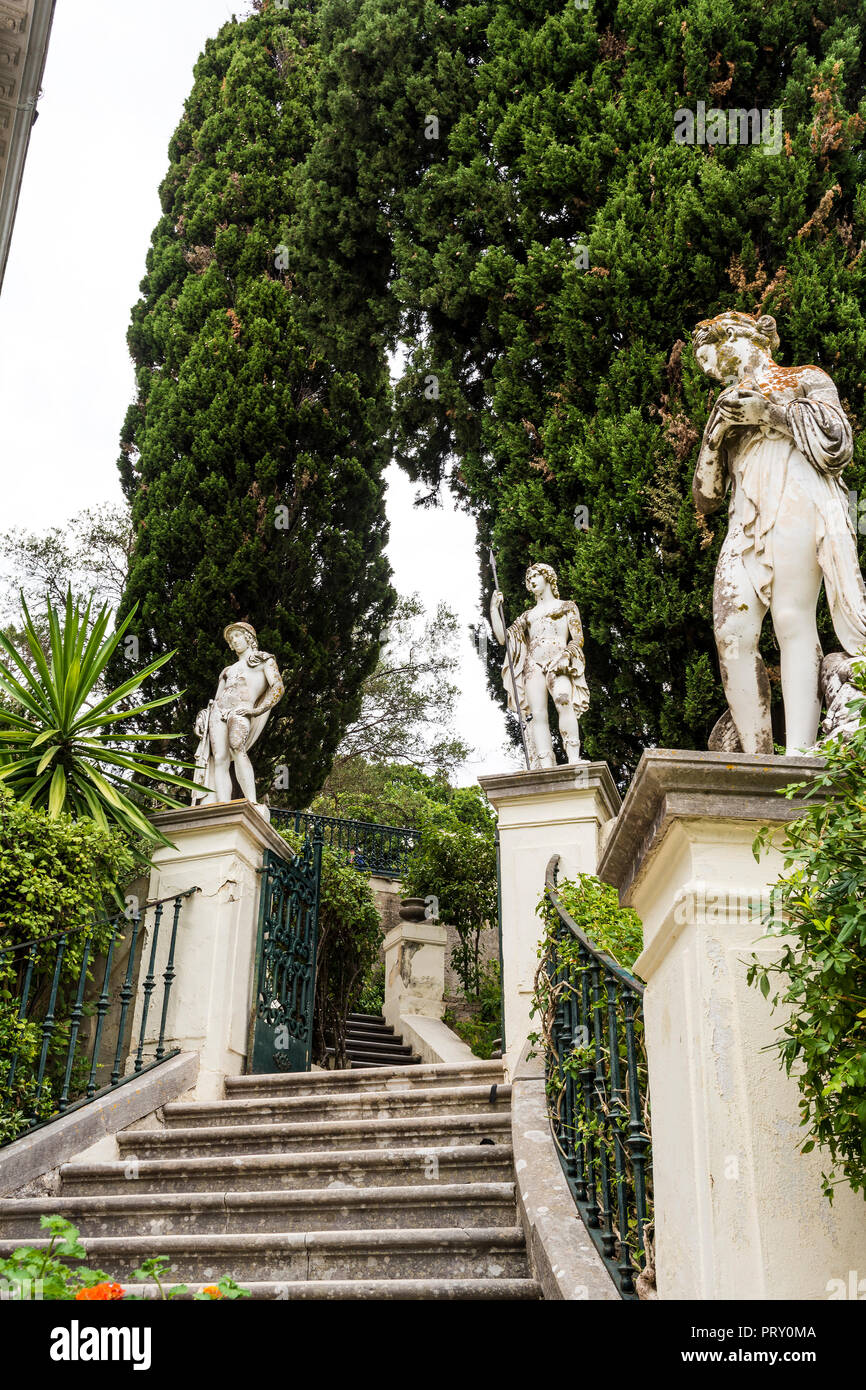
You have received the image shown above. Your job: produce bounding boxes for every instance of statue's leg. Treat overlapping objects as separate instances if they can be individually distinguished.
[769,523,823,753]
[525,667,555,768]
[713,547,771,753]
[227,715,257,801]
[552,675,581,762]
[208,708,234,802]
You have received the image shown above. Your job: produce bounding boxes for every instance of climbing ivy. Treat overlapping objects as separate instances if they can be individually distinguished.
[748,681,866,1202]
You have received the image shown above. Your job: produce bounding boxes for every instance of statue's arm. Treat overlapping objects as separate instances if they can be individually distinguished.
[566,602,584,649]
[692,434,729,515]
[490,590,507,645]
[251,657,285,716]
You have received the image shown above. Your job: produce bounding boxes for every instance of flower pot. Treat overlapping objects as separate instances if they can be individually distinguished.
[399,896,428,923]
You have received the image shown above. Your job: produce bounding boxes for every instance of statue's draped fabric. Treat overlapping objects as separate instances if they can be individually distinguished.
[502,602,590,725]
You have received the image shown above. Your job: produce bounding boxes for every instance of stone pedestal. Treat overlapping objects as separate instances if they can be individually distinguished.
[382,917,447,1034]
[479,764,620,1075]
[598,750,866,1301]
[128,801,293,1101]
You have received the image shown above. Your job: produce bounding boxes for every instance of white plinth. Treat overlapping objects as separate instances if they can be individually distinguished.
[128,801,295,1101]
[382,917,447,1033]
[479,764,620,1075]
[599,750,866,1301]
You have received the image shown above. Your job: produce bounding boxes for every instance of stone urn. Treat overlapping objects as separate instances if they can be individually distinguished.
[398,897,427,924]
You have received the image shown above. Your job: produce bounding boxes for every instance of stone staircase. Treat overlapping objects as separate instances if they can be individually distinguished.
[332,1010,421,1069]
[0,1060,541,1299]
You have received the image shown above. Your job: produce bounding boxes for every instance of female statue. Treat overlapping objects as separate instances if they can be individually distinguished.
[693,310,866,753]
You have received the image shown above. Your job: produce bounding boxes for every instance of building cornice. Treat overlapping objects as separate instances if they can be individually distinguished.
[0,0,56,295]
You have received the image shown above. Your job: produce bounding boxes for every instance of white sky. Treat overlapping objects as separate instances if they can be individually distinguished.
[0,0,517,783]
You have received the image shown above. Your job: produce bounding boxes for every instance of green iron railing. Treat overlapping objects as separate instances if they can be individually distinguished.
[272,810,420,880]
[0,888,199,1145]
[250,830,323,1074]
[542,855,652,1299]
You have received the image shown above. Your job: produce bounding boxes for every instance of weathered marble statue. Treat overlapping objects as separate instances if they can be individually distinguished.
[819,651,865,743]
[490,562,590,768]
[693,310,866,754]
[192,622,285,812]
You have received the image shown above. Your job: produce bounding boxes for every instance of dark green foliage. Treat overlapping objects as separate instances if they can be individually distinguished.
[748,682,866,1201]
[546,873,644,973]
[0,790,134,1143]
[400,785,497,994]
[321,0,866,784]
[114,3,394,807]
[443,961,502,1058]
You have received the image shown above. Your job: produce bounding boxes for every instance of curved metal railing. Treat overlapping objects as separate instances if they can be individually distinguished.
[541,854,652,1299]
[271,810,420,880]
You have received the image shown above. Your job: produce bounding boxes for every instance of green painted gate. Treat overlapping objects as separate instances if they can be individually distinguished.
[249,829,323,1074]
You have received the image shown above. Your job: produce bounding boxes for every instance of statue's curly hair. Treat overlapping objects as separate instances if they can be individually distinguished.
[525,562,559,597]
[692,310,780,356]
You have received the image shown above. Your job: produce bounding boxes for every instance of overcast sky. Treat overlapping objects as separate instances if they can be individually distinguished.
[0,0,518,784]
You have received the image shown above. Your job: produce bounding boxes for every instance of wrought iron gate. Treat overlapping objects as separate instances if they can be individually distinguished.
[249,830,323,1074]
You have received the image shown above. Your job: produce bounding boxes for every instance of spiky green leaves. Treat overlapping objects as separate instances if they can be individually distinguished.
[0,593,198,843]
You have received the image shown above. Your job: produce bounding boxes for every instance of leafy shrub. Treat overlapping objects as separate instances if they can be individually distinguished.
[548,874,644,971]
[443,962,502,1060]
[0,790,135,1142]
[0,1216,248,1300]
[356,962,385,1017]
[401,788,497,996]
[748,680,866,1201]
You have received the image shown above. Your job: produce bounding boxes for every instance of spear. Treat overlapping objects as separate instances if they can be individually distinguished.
[489,550,532,771]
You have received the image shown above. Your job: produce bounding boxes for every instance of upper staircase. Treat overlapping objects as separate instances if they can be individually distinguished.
[0,1059,541,1299]
[330,1010,421,1069]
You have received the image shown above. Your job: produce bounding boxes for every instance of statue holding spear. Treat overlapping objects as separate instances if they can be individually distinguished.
[489,556,590,770]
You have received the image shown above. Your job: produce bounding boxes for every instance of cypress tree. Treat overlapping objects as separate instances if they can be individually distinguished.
[378,0,866,783]
[114,3,393,806]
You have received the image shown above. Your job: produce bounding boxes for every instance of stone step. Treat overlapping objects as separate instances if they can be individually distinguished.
[60,1143,514,1195]
[343,1049,417,1067]
[114,1110,510,1160]
[344,1022,395,1038]
[0,1227,531,1282]
[163,1083,511,1129]
[225,1060,504,1100]
[348,1056,420,1068]
[344,1039,411,1055]
[131,1277,541,1300]
[346,1013,385,1025]
[0,1182,518,1239]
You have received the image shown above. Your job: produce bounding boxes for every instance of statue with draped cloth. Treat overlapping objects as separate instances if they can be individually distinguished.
[692,310,866,754]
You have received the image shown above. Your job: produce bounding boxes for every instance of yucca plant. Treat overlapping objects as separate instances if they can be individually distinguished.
[0,592,200,845]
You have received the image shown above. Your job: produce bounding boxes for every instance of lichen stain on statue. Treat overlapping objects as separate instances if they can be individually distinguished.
[693,310,866,754]
[191,622,285,820]
[490,563,590,770]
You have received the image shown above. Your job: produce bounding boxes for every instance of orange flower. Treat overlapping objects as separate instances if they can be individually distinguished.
[76,1282,125,1301]
[202,1285,223,1299]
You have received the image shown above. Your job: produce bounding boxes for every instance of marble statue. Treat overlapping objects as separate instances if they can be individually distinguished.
[819,651,865,743]
[692,310,866,754]
[490,562,590,769]
[191,622,285,812]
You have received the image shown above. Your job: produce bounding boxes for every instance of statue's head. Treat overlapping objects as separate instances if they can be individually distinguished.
[693,311,779,384]
[224,621,258,655]
[525,563,559,598]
